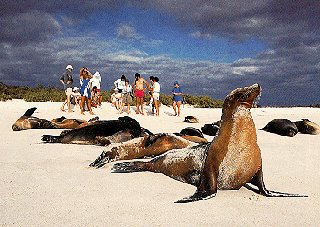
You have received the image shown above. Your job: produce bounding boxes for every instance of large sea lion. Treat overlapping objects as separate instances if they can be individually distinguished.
[294,119,320,135]
[42,116,146,145]
[262,119,298,137]
[90,133,203,168]
[12,107,56,131]
[112,84,306,202]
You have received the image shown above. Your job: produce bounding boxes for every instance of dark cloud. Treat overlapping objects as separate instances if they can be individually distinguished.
[0,1,319,106]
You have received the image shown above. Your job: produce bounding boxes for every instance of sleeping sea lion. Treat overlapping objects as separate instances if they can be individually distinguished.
[184,116,199,123]
[12,107,56,131]
[42,116,145,145]
[51,116,99,129]
[262,119,298,137]
[201,120,221,136]
[90,133,201,168]
[294,119,320,135]
[112,84,306,202]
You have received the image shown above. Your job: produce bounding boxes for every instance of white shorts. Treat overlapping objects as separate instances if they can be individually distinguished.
[152,92,160,101]
[65,88,73,96]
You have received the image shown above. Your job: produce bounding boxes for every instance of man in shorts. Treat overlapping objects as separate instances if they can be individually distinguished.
[60,64,74,112]
[133,73,149,115]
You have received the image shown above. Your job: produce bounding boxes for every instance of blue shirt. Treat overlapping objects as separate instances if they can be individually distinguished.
[172,86,183,102]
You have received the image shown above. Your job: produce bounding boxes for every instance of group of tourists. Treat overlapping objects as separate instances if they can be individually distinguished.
[60,65,183,116]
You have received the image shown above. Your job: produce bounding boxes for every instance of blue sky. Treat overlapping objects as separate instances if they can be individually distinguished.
[1,1,320,106]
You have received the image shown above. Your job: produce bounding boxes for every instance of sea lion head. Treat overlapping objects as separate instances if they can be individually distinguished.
[223,83,261,111]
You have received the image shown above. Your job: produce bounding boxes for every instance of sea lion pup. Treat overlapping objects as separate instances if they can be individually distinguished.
[12,107,56,131]
[201,120,221,136]
[184,116,199,123]
[113,84,306,202]
[262,119,298,137]
[89,133,199,168]
[294,119,320,135]
[51,116,99,129]
[42,116,144,145]
[174,127,208,144]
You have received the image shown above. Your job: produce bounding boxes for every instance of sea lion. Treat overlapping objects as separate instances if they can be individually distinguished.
[179,127,204,138]
[42,116,145,145]
[112,84,306,202]
[262,119,298,137]
[12,107,99,131]
[51,116,99,129]
[201,120,221,136]
[184,116,199,123]
[90,133,198,168]
[112,143,209,185]
[294,119,320,135]
[12,107,56,131]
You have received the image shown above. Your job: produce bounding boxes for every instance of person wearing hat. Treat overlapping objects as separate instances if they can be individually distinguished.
[172,80,183,116]
[60,64,74,112]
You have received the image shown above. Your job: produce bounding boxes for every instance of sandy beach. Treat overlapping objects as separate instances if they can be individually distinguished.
[0,100,319,226]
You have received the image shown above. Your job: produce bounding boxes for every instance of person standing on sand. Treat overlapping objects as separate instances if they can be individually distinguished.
[150,77,161,116]
[133,73,149,115]
[122,79,133,114]
[172,81,183,117]
[79,67,95,115]
[60,64,74,112]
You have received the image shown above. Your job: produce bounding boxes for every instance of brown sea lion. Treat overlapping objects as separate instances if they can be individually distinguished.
[12,107,56,131]
[262,119,298,137]
[90,133,197,168]
[294,119,320,135]
[51,116,99,129]
[112,84,306,202]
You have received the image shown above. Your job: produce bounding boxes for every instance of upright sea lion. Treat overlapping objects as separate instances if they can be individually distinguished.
[262,119,298,137]
[42,116,145,145]
[90,133,199,168]
[294,119,320,135]
[12,107,56,131]
[113,84,306,202]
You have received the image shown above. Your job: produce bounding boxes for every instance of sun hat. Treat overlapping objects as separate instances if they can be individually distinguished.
[66,65,73,70]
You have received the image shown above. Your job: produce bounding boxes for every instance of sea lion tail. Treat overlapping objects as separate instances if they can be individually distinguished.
[23,107,37,117]
[42,135,62,143]
[112,161,149,173]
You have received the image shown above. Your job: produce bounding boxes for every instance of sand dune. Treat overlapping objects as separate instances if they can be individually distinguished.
[0,100,319,226]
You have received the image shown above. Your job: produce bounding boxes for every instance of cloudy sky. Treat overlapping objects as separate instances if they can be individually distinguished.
[1,0,319,106]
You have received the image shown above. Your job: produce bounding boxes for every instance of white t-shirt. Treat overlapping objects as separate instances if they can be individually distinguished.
[153,82,160,93]
[114,79,125,90]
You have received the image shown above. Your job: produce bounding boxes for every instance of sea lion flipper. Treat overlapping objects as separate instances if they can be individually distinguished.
[249,169,307,197]
[176,165,218,203]
[175,191,216,203]
[23,107,37,117]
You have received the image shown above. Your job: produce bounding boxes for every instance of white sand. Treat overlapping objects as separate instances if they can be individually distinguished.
[0,100,319,226]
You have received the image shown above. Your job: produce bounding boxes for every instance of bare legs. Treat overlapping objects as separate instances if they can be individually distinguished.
[80,96,95,115]
[173,101,181,116]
